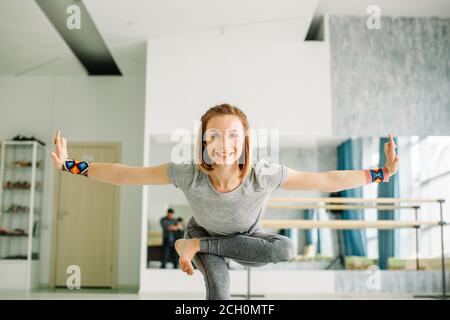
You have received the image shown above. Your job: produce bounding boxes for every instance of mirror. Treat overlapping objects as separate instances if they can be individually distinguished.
[146,134,450,271]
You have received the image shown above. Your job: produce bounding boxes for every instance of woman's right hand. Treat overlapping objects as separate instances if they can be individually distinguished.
[51,130,68,170]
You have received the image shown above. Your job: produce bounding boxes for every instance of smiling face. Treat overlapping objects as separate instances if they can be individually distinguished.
[203,115,246,166]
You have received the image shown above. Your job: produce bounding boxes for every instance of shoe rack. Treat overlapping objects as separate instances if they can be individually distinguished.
[0,140,45,290]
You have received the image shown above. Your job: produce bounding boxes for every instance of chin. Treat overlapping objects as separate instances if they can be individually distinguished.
[212,156,237,166]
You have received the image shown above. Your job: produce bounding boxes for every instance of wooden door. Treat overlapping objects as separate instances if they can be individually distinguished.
[53,143,119,288]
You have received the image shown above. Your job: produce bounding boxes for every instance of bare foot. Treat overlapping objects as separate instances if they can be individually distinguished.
[175,238,200,275]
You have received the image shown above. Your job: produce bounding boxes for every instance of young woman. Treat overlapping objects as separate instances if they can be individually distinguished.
[51,103,399,300]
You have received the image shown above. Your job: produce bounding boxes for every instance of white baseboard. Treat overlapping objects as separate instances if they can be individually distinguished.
[139,269,335,294]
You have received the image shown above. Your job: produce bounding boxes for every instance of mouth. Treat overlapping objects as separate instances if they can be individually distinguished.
[215,151,234,158]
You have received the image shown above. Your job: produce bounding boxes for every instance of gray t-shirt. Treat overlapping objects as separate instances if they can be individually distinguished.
[167,158,288,236]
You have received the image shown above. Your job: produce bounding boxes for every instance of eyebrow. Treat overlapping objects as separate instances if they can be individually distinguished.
[207,129,239,133]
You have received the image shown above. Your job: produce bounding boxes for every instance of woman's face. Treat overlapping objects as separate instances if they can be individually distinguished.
[203,115,246,166]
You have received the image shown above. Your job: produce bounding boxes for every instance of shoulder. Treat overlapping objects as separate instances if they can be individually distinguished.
[167,158,198,189]
[252,157,288,191]
[253,158,282,175]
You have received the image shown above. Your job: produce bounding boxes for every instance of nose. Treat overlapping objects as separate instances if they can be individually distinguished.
[218,135,233,151]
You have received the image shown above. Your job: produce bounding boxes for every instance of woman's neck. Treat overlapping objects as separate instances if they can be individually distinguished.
[209,163,242,191]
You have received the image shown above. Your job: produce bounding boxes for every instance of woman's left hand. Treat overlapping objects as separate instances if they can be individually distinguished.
[384,133,400,177]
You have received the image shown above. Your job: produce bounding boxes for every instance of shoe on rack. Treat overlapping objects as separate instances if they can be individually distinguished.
[12,228,26,235]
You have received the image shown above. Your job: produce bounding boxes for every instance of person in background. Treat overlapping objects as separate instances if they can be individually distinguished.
[160,208,182,269]
[174,217,185,242]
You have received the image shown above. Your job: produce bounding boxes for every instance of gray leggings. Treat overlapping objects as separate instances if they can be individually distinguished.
[184,217,296,300]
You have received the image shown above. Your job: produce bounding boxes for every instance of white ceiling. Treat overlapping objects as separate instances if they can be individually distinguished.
[0,0,316,76]
[0,0,84,75]
[0,0,448,76]
[83,0,316,41]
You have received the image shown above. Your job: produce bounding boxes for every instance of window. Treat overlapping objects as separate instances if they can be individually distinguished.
[398,136,450,259]
[362,137,380,259]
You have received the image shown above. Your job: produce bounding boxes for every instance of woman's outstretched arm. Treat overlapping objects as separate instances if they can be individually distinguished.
[280,134,400,192]
[50,130,170,186]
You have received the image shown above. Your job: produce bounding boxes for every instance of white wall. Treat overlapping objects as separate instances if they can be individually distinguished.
[145,19,332,136]
[141,20,332,292]
[0,74,145,287]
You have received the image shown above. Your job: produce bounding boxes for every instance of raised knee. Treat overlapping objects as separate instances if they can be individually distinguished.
[271,237,296,262]
[281,238,297,261]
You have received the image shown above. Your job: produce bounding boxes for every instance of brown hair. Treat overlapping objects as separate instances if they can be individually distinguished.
[196,103,252,179]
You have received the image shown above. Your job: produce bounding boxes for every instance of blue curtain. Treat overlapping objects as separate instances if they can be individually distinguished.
[338,139,367,257]
[304,209,313,245]
[303,209,321,253]
[316,211,321,255]
[377,137,400,269]
[279,229,293,238]
[315,211,322,254]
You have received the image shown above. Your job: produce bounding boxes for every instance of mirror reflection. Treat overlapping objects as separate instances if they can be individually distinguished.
[146,134,450,273]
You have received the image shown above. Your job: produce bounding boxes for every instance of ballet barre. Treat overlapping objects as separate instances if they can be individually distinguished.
[269,197,442,204]
[266,204,425,268]
[260,219,439,229]
[263,197,448,299]
[268,204,418,211]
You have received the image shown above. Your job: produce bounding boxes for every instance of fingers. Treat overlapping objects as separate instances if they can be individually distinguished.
[384,143,394,161]
[55,129,69,159]
[52,129,67,169]
[62,136,67,155]
[384,133,397,161]
[389,133,396,150]
[389,133,397,148]
[50,151,62,170]
[55,130,61,157]
[383,134,400,175]
[50,151,59,162]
